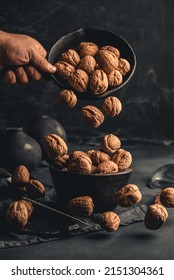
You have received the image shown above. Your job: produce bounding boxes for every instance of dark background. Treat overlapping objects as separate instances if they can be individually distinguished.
[0,0,174,143]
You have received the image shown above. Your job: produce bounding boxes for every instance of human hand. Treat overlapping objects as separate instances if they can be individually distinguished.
[0,31,56,84]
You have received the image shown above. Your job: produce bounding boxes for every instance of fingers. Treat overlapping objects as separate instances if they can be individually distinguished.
[30,48,56,73]
[5,70,16,84]
[25,65,42,81]
[4,66,42,84]
[15,66,29,83]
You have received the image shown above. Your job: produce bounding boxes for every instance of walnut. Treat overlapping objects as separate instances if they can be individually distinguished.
[68,69,89,93]
[44,134,68,160]
[24,179,45,199]
[53,154,69,170]
[153,191,162,205]
[97,50,118,74]
[112,148,132,171]
[160,188,174,207]
[116,184,142,207]
[96,160,118,174]
[99,211,120,232]
[18,200,34,217]
[118,58,130,76]
[6,201,28,227]
[60,167,68,172]
[144,204,168,230]
[60,49,80,67]
[102,96,122,117]
[69,151,87,161]
[86,149,95,158]
[78,55,96,75]
[68,196,94,217]
[54,61,75,79]
[108,69,123,87]
[91,165,97,174]
[78,42,99,58]
[90,150,110,165]
[90,69,108,94]
[100,45,120,58]
[58,89,77,108]
[11,165,30,185]
[81,105,104,128]
[102,134,121,153]
[68,155,92,174]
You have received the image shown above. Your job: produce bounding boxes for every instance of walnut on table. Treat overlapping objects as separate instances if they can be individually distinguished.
[99,211,120,232]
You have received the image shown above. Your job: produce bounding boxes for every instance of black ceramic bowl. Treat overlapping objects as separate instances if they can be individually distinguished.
[48,27,136,100]
[49,166,133,212]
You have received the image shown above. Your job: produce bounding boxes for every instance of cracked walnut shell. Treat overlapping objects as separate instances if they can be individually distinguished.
[90,69,108,94]
[116,184,142,207]
[60,49,80,67]
[160,188,174,208]
[144,204,168,230]
[68,155,92,174]
[11,165,30,185]
[112,149,132,171]
[96,160,118,174]
[81,105,104,128]
[55,61,75,79]
[6,201,29,228]
[44,134,68,160]
[97,50,118,74]
[102,96,122,117]
[58,89,77,108]
[69,69,89,93]
[78,55,96,75]
[99,211,120,232]
[108,69,123,87]
[68,196,94,217]
[78,42,99,58]
[102,134,121,153]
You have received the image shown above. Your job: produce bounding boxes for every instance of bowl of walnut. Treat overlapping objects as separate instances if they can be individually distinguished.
[44,133,133,212]
[48,28,136,100]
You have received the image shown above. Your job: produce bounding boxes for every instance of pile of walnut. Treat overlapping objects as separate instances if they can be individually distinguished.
[55,42,130,95]
[55,42,130,128]
[43,133,132,174]
[5,165,45,228]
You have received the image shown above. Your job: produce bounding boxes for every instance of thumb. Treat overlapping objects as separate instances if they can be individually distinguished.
[30,50,56,73]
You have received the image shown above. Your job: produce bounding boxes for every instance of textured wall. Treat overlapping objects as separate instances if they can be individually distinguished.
[0,0,173,143]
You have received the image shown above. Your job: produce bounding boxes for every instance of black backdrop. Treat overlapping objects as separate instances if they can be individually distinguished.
[0,0,174,143]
